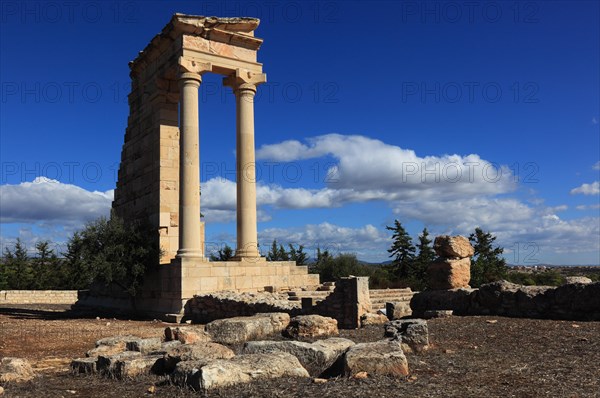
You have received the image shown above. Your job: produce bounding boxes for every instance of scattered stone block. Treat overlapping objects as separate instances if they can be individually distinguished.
[423,309,454,319]
[172,352,310,391]
[163,342,235,373]
[0,357,34,383]
[148,340,182,356]
[126,337,162,354]
[115,355,163,379]
[428,257,471,290]
[97,351,142,376]
[165,326,211,344]
[206,313,290,344]
[384,319,430,353]
[284,315,338,339]
[386,301,412,320]
[87,335,137,357]
[344,340,408,377]
[433,235,474,258]
[360,313,389,327]
[70,357,97,374]
[243,337,355,376]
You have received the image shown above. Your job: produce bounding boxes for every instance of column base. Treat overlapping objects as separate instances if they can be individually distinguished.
[176,249,205,260]
[234,248,262,261]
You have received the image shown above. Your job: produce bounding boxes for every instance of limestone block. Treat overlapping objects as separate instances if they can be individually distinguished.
[70,357,97,374]
[172,352,309,391]
[243,338,354,377]
[125,337,162,354]
[163,342,234,373]
[433,235,474,258]
[97,351,142,376]
[164,326,211,344]
[384,319,430,353]
[114,355,163,379]
[344,340,409,377]
[206,313,290,344]
[284,315,339,339]
[427,257,471,290]
[0,358,35,383]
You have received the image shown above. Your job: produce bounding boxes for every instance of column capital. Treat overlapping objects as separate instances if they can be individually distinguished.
[223,69,267,92]
[178,56,212,77]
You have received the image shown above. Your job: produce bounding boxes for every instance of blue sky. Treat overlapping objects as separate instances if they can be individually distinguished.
[1,0,599,265]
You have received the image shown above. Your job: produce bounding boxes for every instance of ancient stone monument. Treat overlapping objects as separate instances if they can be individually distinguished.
[92,15,319,318]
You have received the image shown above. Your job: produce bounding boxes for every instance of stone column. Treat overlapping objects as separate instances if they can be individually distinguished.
[224,70,266,260]
[176,58,211,259]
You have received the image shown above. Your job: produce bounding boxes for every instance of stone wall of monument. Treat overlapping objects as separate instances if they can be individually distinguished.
[307,277,372,329]
[0,290,79,305]
[411,281,600,321]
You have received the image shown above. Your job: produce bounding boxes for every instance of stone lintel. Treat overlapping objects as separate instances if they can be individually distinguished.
[130,14,263,75]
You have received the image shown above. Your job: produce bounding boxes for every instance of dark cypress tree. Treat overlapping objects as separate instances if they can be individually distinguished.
[469,227,507,287]
[386,220,415,279]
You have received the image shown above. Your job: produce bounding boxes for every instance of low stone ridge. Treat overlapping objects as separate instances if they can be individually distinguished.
[360,313,389,327]
[206,313,290,344]
[385,301,412,320]
[172,352,310,391]
[243,337,355,376]
[411,280,600,321]
[186,292,300,323]
[283,315,339,339]
[564,276,592,284]
[343,340,409,377]
[163,342,235,373]
[164,326,211,344]
[433,235,475,258]
[384,319,429,353]
[0,358,35,383]
[149,340,182,356]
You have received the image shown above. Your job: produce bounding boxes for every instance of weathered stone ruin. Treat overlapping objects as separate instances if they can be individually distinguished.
[428,235,474,290]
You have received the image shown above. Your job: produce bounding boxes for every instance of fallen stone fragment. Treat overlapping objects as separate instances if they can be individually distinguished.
[283,315,338,339]
[344,340,409,377]
[360,313,389,327]
[352,371,368,379]
[386,301,412,320]
[206,313,290,344]
[423,310,453,319]
[97,351,142,376]
[243,337,354,376]
[87,335,138,357]
[564,276,592,285]
[0,357,35,383]
[70,357,97,374]
[126,337,162,354]
[0,386,4,396]
[115,355,163,379]
[384,319,430,353]
[163,342,235,373]
[148,340,182,356]
[173,352,309,391]
[165,326,211,344]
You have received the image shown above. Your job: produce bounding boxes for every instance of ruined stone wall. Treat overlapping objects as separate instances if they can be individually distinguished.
[309,277,372,329]
[0,290,79,305]
[411,281,600,321]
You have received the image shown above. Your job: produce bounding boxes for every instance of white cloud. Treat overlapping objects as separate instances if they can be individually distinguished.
[570,181,600,195]
[593,161,600,170]
[576,204,600,210]
[0,177,113,225]
[593,117,599,125]
[258,222,389,258]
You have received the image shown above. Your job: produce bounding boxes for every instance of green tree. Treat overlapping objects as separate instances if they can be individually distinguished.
[64,215,162,296]
[3,239,32,289]
[411,227,435,290]
[288,244,307,265]
[210,244,234,261]
[31,241,61,289]
[266,239,291,261]
[469,227,507,287]
[386,220,415,278]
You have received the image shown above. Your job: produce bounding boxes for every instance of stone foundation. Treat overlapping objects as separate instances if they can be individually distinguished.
[0,290,79,305]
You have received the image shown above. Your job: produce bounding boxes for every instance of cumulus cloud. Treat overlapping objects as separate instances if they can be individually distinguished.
[593,161,600,170]
[257,134,516,199]
[570,181,600,195]
[0,177,113,225]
